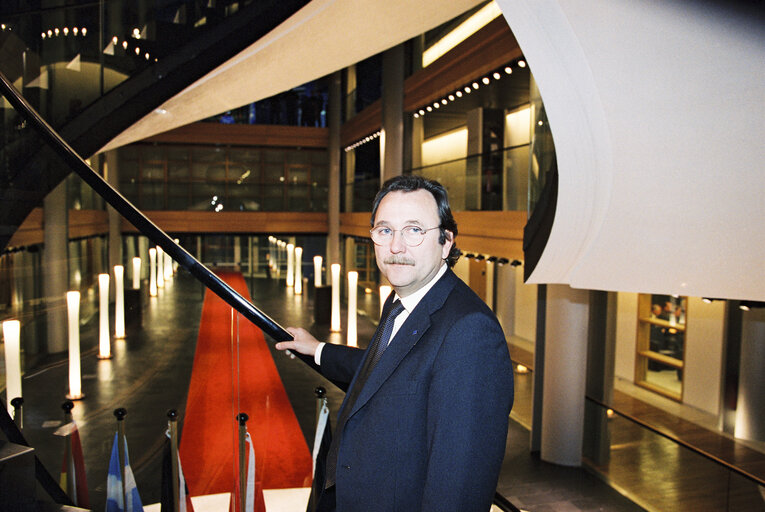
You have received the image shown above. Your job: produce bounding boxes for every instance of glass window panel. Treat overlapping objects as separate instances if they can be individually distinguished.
[260,196,284,211]
[190,183,224,210]
[120,159,139,182]
[205,164,227,181]
[311,165,329,185]
[167,193,190,210]
[263,164,285,183]
[644,359,683,396]
[636,293,686,400]
[142,163,165,181]
[141,182,165,209]
[168,162,189,179]
[311,151,328,165]
[228,184,261,211]
[191,162,209,179]
[193,146,224,162]
[229,148,262,162]
[166,145,190,161]
[228,164,247,182]
[264,150,284,164]
[504,146,530,211]
[142,145,164,161]
[120,183,139,203]
[287,166,309,184]
[286,151,310,165]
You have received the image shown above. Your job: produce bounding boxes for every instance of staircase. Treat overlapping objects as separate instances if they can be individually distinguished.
[0,440,88,512]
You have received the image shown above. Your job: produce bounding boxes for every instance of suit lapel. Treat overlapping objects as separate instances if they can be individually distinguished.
[348,269,458,417]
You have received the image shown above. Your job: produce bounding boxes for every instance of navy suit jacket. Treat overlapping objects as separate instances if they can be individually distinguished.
[320,268,514,511]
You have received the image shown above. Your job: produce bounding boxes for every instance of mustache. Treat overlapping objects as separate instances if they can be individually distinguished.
[383,256,415,266]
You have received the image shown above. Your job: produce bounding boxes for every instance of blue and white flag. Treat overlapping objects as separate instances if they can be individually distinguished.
[106,432,144,512]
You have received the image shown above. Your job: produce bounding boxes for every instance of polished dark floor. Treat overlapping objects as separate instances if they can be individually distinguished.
[14,272,644,511]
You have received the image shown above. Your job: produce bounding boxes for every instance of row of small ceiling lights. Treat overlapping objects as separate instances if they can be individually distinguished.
[40,26,88,38]
[39,26,156,61]
[344,130,381,153]
[343,58,527,152]
[413,59,526,119]
[462,253,522,267]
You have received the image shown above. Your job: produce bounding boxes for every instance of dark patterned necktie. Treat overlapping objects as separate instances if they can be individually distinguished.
[324,299,405,488]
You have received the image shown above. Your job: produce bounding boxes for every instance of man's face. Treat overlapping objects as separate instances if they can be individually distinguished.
[373,189,453,298]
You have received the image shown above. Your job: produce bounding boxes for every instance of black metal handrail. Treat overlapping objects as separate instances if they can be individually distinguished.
[585,395,765,487]
[0,71,310,362]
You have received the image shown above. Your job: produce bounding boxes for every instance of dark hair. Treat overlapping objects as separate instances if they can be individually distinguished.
[371,175,460,267]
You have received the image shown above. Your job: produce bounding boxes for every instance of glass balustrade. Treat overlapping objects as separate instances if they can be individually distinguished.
[583,398,765,512]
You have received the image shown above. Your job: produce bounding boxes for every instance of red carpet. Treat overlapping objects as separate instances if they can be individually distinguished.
[180,271,312,511]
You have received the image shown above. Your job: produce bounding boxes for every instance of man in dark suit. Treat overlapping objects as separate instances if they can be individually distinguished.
[276,175,514,511]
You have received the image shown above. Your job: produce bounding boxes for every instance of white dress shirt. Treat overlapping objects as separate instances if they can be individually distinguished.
[314,263,448,365]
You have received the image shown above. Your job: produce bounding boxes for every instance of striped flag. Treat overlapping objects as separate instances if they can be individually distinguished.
[106,432,144,512]
[55,420,89,508]
[161,431,195,512]
[307,401,331,512]
[244,432,255,512]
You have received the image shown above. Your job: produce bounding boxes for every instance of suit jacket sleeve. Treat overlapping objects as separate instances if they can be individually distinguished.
[421,310,514,511]
[319,343,367,390]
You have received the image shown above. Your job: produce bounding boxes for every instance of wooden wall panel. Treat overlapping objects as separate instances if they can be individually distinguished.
[339,212,373,238]
[340,100,382,148]
[69,210,109,239]
[120,211,328,234]
[7,208,43,248]
[7,208,110,248]
[145,123,328,148]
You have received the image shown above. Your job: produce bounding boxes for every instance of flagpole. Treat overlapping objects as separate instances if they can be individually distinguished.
[237,413,248,512]
[114,408,128,509]
[11,397,23,429]
[167,410,181,512]
[315,387,326,429]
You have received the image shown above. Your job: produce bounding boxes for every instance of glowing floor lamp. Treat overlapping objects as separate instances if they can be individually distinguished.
[3,320,21,414]
[294,247,303,295]
[347,271,358,347]
[66,291,83,399]
[330,264,341,332]
[149,248,157,297]
[114,265,125,339]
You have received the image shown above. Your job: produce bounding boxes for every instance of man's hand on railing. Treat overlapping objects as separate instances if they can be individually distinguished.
[276,327,321,358]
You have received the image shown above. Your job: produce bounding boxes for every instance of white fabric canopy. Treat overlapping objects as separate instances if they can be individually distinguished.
[101,0,482,152]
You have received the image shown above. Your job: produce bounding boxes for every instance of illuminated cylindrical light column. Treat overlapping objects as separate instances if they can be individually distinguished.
[379,285,392,316]
[294,247,303,295]
[132,257,141,290]
[156,246,165,288]
[330,264,341,332]
[347,271,358,347]
[286,243,295,287]
[173,239,180,273]
[3,320,21,414]
[114,265,125,339]
[268,236,276,270]
[149,248,157,296]
[164,246,173,281]
[66,291,83,399]
[98,274,111,359]
[314,256,323,287]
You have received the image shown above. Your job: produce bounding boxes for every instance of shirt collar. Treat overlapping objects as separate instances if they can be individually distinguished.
[394,263,448,314]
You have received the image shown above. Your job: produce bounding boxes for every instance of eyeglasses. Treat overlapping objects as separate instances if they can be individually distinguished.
[369,225,440,247]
